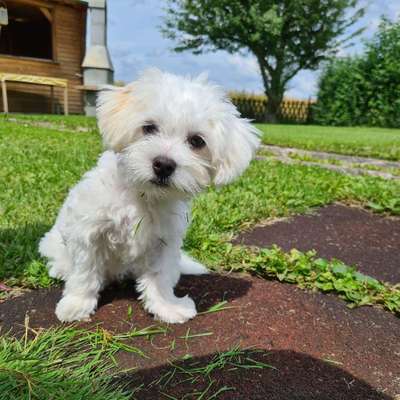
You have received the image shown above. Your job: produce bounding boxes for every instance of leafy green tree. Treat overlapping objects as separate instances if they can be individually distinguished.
[313,57,367,126]
[162,0,365,122]
[314,18,400,128]
[363,18,400,127]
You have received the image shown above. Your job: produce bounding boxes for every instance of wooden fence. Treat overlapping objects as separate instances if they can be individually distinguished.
[229,92,314,123]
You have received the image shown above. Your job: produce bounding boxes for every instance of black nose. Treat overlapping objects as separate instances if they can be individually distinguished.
[152,156,176,179]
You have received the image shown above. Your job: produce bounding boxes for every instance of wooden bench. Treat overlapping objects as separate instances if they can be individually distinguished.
[0,73,69,115]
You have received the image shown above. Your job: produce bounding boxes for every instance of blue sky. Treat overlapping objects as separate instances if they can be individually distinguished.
[105,0,400,99]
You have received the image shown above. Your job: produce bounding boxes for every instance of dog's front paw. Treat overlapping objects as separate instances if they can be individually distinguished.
[55,295,97,322]
[147,295,197,324]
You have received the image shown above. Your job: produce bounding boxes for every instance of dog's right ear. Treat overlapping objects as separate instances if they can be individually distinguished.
[96,85,138,152]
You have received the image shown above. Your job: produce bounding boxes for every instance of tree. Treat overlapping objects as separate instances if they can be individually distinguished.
[313,57,368,126]
[362,18,400,127]
[314,18,400,128]
[162,0,365,122]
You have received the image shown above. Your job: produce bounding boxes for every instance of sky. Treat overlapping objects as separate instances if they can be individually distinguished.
[103,0,400,99]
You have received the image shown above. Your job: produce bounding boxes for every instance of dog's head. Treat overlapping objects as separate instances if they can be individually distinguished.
[97,69,260,199]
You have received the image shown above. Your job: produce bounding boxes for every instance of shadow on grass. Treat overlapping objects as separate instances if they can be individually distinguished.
[120,349,391,400]
[0,222,51,285]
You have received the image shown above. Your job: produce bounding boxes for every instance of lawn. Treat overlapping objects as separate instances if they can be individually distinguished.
[258,123,400,161]
[1,116,400,286]
[4,113,98,132]
[1,115,400,399]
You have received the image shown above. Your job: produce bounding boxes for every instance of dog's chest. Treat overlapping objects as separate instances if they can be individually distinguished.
[120,201,189,262]
[145,203,188,246]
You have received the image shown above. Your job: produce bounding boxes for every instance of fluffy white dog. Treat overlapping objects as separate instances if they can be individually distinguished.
[39,69,260,324]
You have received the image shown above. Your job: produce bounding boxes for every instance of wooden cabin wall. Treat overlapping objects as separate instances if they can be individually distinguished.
[0,1,86,114]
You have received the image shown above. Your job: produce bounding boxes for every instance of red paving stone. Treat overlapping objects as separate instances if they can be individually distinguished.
[0,273,399,399]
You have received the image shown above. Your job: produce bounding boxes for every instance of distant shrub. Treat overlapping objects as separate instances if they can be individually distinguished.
[230,92,313,124]
[313,57,368,126]
[363,18,400,127]
[314,18,400,128]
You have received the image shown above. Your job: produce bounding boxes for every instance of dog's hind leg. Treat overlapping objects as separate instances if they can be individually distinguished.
[179,252,209,275]
[39,228,72,280]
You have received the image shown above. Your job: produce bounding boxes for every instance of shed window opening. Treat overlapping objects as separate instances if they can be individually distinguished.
[0,2,53,60]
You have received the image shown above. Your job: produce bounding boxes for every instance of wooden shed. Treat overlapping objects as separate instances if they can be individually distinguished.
[0,0,87,114]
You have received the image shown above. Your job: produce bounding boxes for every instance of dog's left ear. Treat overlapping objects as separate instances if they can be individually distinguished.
[212,116,260,185]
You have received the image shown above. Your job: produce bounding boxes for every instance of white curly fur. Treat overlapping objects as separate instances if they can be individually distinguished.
[39,69,260,323]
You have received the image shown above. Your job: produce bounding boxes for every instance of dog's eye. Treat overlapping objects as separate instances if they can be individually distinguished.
[188,134,206,149]
[142,123,158,135]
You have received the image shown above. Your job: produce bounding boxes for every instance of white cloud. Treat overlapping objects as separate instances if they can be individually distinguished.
[286,70,319,100]
[226,54,260,77]
[389,3,400,18]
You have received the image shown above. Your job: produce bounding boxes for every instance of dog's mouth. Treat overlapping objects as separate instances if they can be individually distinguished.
[150,178,170,187]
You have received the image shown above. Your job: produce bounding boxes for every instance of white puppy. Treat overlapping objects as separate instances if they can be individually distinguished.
[39,69,260,323]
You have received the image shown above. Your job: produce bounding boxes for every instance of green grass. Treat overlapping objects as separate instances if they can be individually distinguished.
[1,115,400,399]
[0,121,102,287]
[258,124,400,161]
[3,113,98,133]
[0,321,269,400]
[1,117,400,292]
[0,320,172,400]
[211,246,400,314]
[186,158,400,247]
[0,326,131,400]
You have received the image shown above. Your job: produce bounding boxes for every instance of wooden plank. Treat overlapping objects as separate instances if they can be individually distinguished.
[0,73,68,87]
[0,54,58,65]
[64,86,68,115]
[1,80,8,113]
[50,86,54,113]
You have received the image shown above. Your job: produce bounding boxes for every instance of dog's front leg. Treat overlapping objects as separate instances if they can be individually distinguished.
[55,257,105,322]
[137,247,197,324]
